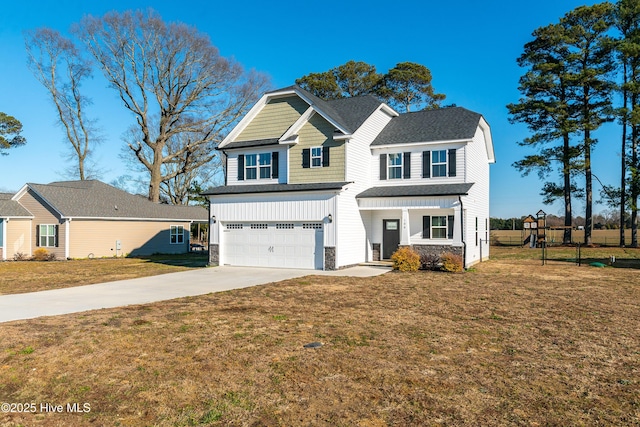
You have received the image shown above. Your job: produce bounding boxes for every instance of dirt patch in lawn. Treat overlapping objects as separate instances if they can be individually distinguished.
[1,256,638,426]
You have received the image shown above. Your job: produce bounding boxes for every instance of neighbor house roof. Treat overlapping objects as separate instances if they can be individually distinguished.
[21,180,208,221]
[371,107,483,146]
[0,192,32,217]
[357,183,474,198]
[203,182,350,196]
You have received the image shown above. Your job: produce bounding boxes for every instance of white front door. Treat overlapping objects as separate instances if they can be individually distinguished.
[222,222,323,269]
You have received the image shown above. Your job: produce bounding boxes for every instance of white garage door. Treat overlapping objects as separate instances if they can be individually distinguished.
[222,222,324,269]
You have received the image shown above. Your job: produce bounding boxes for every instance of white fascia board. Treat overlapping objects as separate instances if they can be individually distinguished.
[380,104,400,117]
[371,138,471,150]
[0,215,34,219]
[15,184,66,218]
[280,107,315,142]
[219,88,299,149]
[333,133,353,141]
[479,117,496,164]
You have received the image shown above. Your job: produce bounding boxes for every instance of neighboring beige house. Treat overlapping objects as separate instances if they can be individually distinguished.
[0,180,208,260]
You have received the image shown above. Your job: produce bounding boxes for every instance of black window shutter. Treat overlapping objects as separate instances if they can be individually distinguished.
[448,215,454,239]
[403,152,411,179]
[302,148,310,168]
[237,155,245,181]
[448,149,457,177]
[422,216,431,239]
[271,152,279,178]
[322,146,330,167]
[55,224,59,247]
[36,225,40,247]
[422,151,430,178]
[380,153,387,180]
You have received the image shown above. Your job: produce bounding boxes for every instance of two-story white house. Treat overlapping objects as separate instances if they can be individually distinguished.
[203,85,494,270]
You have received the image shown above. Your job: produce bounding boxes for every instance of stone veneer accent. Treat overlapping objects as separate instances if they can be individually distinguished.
[208,244,219,266]
[324,246,336,270]
[411,244,463,259]
[372,243,381,261]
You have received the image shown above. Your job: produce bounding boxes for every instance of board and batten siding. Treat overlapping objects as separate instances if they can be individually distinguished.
[17,189,66,259]
[69,219,191,258]
[460,125,491,266]
[235,96,309,142]
[209,192,338,249]
[289,114,345,184]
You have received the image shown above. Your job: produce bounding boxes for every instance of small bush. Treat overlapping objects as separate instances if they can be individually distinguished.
[33,248,50,261]
[391,247,420,272]
[441,252,463,272]
[13,252,28,261]
[420,253,441,270]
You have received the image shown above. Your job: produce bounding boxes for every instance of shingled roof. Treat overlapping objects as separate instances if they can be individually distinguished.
[0,192,32,217]
[371,107,483,146]
[25,180,208,221]
[203,182,350,196]
[357,183,474,198]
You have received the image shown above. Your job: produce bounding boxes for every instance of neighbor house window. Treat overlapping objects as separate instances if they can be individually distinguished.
[432,150,447,177]
[311,147,323,167]
[39,224,56,247]
[259,153,272,178]
[170,225,184,244]
[388,153,403,179]
[245,154,257,180]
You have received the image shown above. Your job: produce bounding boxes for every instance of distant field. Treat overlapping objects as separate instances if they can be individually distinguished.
[491,229,636,246]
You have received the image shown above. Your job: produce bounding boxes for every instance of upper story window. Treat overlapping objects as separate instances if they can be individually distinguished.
[432,150,447,177]
[259,153,271,178]
[237,152,279,181]
[388,153,403,179]
[422,149,456,178]
[380,152,410,180]
[311,147,323,168]
[245,154,257,180]
[302,147,330,169]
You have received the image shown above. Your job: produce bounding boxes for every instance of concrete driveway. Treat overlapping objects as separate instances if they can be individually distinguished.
[0,265,390,323]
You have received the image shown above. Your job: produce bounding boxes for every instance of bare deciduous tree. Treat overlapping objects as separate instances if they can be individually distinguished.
[74,9,269,202]
[25,28,100,179]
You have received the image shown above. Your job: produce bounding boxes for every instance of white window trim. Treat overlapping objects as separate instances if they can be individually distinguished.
[431,216,448,239]
[245,154,258,180]
[170,225,185,244]
[39,224,56,247]
[432,150,447,178]
[311,146,323,168]
[388,152,403,180]
[258,153,272,178]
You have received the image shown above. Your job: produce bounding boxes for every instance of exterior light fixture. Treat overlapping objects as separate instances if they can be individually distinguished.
[328,213,333,223]
[212,215,216,224]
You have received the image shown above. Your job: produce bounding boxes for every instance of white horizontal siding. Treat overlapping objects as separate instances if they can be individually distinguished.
[226,146,288,185]
[370,143,466,186]
[358,196,458,210]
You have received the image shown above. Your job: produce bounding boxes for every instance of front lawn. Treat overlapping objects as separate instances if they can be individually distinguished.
[0,254,208,295]
[1,255,638,426]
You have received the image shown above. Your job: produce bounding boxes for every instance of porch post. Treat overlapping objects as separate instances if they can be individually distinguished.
[452,201,462,244]
[400,208,411,246]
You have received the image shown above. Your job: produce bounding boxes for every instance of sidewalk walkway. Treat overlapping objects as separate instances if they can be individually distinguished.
[0,265,390,323]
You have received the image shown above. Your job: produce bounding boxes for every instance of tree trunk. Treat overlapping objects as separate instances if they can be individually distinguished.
[621,61,628,247]
[562,132,573,244]
[632,123,639,247]
[148,143,164,202]
[585,127,593,246]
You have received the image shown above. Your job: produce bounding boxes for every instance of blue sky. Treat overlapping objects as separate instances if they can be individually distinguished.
[0,0,611,218]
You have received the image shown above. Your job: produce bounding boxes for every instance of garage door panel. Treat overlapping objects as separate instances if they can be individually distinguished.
[222,222,323,269]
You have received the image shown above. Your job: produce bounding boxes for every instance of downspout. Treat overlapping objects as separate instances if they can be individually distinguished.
[459,195,466,269]
[1,218,6,260]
